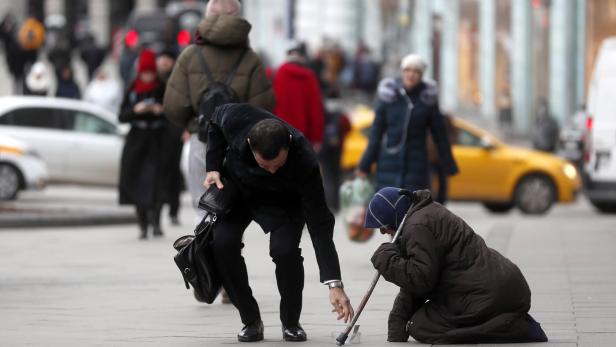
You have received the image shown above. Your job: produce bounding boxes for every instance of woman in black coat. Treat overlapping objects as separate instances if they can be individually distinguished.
[119,49,172,239]
[366,187,548,344]
[356,54,458,192]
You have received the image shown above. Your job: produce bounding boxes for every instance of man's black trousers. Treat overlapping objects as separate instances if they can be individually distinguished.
[211,204,305,327]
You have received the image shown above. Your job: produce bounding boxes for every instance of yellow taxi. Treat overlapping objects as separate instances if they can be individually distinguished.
[341,105,581,214]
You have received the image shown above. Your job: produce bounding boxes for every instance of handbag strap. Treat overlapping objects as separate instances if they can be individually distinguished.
[194,211,217,237]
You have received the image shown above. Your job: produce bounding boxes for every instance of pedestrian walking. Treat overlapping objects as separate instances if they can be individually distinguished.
[532,98,560,153]
[318,102,351,212]
[83,67,123,113]
[157,49,184,225]
[203,103,354,342]
[55,65,80,99]
[79,33,106,81]
[24,61,51,96]
[367,187,548,344]
[272,41,325,151]
[352,41,380,95]
[119,42,140,88]
[118,49,172,239]
[0,14,28,94]
[356,54,458,192]
[163,0,275,218]
[17,16,43,70]
[427,112,457,204]
[498,92,513,140]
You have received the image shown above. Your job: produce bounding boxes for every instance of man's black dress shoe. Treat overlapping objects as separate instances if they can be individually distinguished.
[238,319,264,342]
[282,324,307,342]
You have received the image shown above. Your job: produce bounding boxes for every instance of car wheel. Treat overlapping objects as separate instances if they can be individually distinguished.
[482,202,514,214]
[514,174,556,215]
[0,163,21,200]
[589,200,616,214]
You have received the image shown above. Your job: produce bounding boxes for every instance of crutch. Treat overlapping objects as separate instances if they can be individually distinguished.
[336,189,413,346]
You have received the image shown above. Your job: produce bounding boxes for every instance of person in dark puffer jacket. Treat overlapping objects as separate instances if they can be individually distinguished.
[367,187,548,344]
[356,54,458,192]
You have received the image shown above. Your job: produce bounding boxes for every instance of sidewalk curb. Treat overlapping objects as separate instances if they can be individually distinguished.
[0,212,136,229]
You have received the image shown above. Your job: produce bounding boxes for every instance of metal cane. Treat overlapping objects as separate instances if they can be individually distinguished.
[335,189,413,346]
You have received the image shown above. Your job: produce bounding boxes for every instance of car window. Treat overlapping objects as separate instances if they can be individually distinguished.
[61,109,116,135]
[0,107,63,129]
[456,128,482,147]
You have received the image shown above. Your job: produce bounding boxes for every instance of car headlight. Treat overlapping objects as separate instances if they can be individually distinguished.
[0,145,24,156]
[563,163,578,180]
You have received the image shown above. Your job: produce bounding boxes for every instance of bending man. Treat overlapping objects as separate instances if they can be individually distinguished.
[204,103,354,342]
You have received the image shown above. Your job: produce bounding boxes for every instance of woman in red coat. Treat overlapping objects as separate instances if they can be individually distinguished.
[273,43,324,150]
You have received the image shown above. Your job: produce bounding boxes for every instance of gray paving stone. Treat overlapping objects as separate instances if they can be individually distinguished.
[2,190,616,346]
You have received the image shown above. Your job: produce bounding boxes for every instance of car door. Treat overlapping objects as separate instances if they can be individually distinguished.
[58,108,123,186]
[0,107,69,181]
[448,126,515,201]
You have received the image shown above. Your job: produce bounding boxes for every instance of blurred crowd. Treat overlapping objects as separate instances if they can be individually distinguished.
[0,13,107,98]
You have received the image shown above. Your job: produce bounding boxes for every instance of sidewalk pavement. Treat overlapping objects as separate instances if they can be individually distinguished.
[1,195,615,346]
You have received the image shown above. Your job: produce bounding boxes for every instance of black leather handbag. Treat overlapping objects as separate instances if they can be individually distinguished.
[172,176,239,304]
[197,177,240,216]
[173,215,220,303]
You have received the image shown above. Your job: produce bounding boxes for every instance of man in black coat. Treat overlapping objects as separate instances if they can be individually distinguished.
[204,103,354,342]
[367,187,548,344]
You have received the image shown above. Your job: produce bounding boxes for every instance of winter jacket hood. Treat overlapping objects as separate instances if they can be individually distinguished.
[196,15,250,47]
[377,78,439,106]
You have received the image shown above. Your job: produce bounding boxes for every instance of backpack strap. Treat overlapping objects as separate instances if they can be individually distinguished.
[195,45,215,84]
[224,48,248,85]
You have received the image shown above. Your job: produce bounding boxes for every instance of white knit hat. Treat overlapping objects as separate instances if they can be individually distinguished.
[400,54,427,72]
[205,0,241,18]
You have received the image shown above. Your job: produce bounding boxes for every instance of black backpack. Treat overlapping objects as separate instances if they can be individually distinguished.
[195,46,247,142]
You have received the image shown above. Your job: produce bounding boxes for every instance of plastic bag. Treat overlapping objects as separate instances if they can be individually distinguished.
[339,178,375,242]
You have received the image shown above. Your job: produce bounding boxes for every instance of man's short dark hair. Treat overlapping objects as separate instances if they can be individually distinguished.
[247,119,290,160]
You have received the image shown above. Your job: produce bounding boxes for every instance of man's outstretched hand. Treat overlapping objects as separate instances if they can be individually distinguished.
[329,287,354,323]
[203,171,224,190]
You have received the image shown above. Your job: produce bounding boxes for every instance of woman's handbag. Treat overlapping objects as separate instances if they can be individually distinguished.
[172,177,239,303]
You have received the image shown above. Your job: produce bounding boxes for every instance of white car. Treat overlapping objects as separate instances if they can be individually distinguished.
[0,96,125,186]
[585,37,616,213]
[0,134,49,200]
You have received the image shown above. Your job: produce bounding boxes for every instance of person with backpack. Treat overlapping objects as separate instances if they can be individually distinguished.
[163,0,275,220]
[17,16,44,70]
